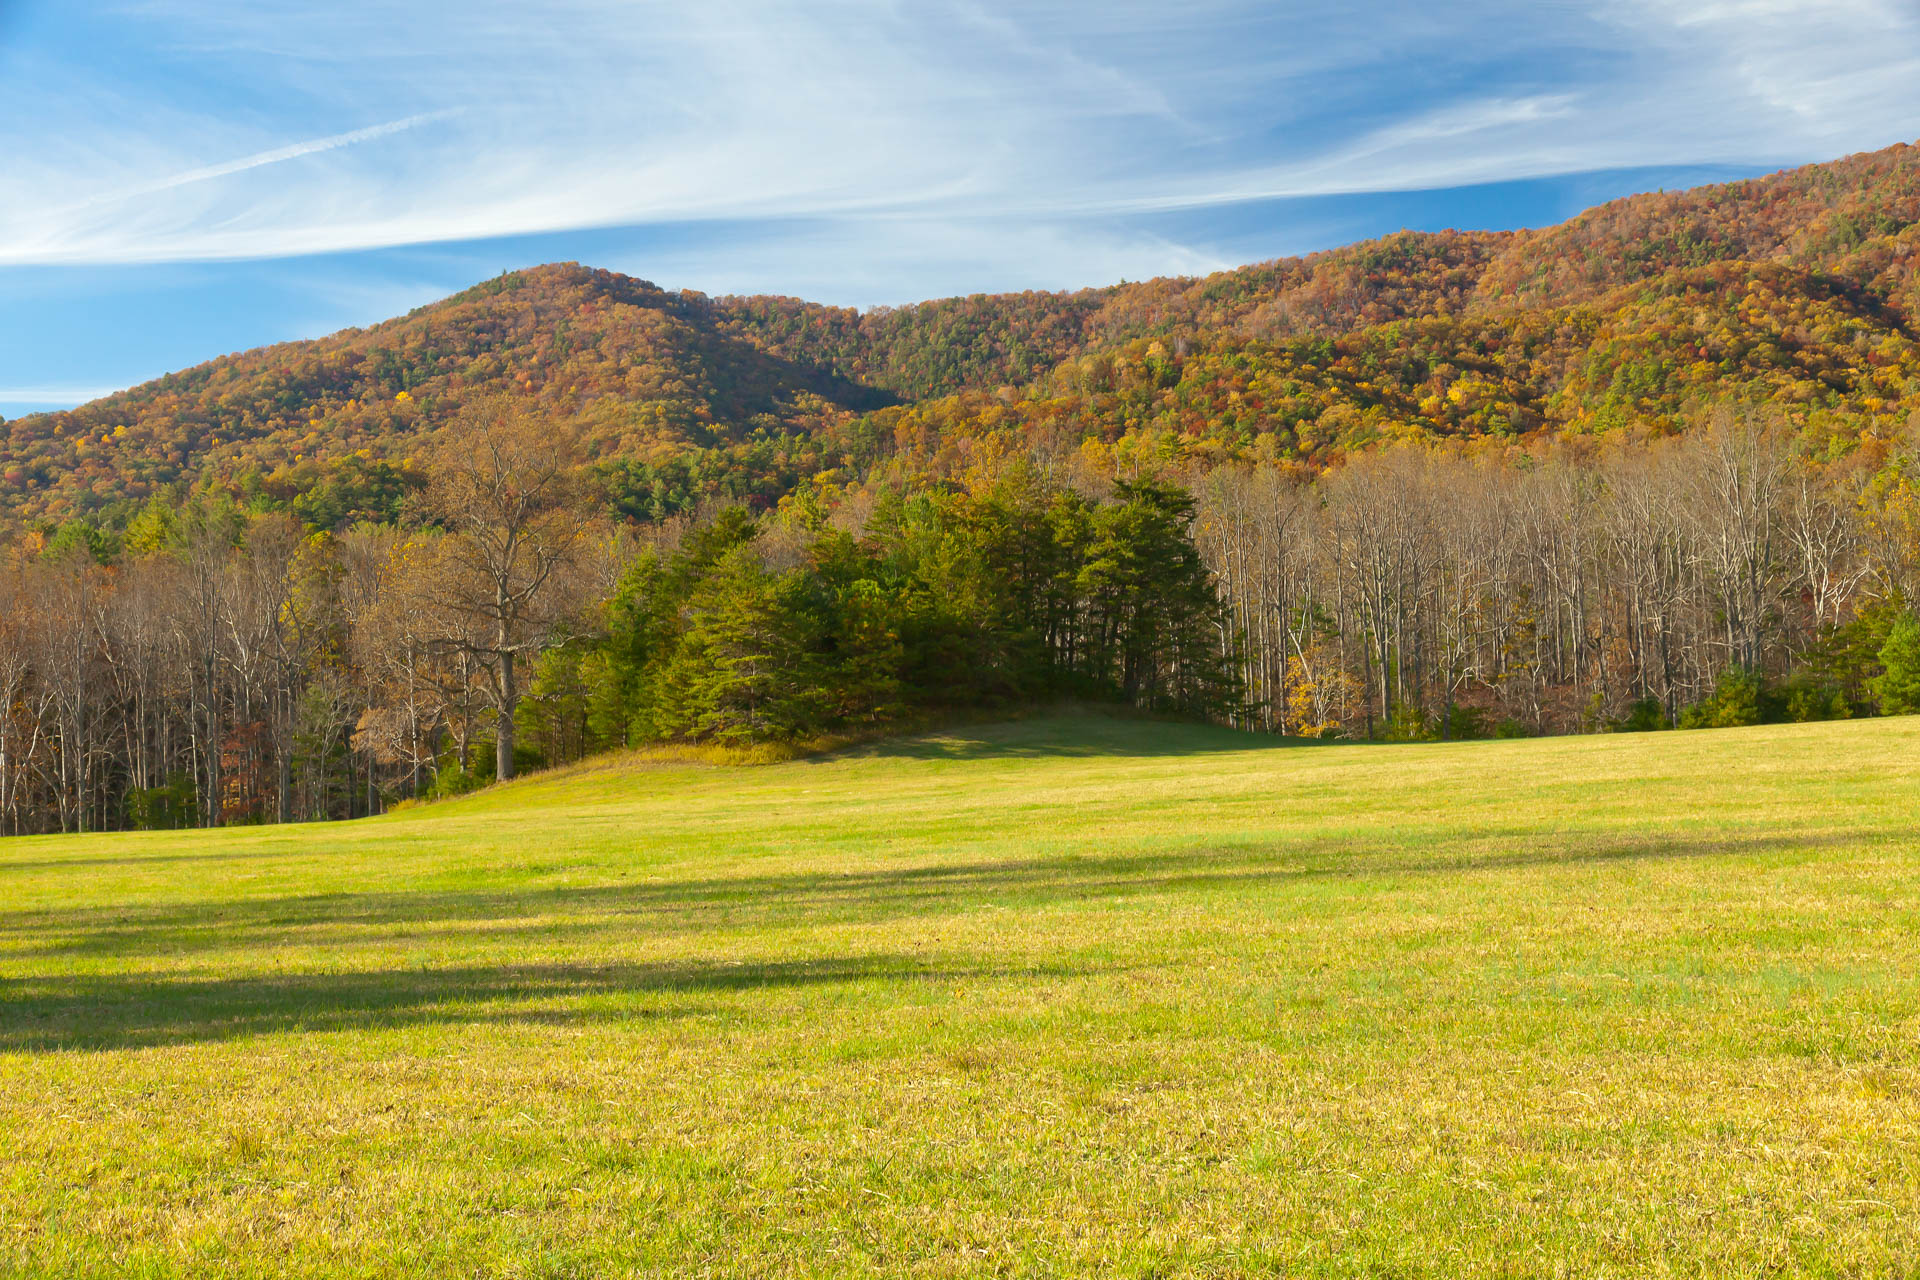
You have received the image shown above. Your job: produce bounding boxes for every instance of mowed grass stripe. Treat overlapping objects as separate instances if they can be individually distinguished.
[2,713,1917,1277]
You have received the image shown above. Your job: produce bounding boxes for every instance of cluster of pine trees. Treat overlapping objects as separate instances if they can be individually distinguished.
[532,475,1239,753]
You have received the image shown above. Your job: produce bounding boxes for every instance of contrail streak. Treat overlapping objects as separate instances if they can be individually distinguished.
[63,109,462,213]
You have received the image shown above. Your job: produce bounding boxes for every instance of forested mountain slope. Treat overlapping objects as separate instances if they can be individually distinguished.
[4,140,1919,530]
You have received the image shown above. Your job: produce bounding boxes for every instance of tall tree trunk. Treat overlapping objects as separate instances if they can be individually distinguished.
[277,735,294,823]
[496,648,517,782]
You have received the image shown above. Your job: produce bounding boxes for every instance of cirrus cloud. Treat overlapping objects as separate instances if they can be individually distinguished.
[0,0,1916,269]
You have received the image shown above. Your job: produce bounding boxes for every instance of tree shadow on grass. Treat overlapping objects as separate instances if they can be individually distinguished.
[0,828,1879,969]
[834,714,1322,762]
[0,954,1039,1055]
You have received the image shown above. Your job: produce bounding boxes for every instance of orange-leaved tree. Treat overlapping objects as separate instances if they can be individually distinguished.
[410,397,594,782]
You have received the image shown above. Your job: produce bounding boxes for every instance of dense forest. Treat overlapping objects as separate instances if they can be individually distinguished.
[3,142,1920,833]
[0,402,1244,832]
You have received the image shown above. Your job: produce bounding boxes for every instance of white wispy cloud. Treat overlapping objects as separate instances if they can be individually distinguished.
[59,111,462,212]
[1,0,1917,276]
[610,217,1237,307]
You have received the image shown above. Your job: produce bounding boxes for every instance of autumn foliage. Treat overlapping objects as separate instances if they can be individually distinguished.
[5,143,1920,836]
[4,141,1920,534]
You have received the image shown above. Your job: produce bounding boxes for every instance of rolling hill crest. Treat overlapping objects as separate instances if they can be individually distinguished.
[5,139,1920,530]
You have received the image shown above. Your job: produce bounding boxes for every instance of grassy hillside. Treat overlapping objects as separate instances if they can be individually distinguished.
[3,714,1919,1276]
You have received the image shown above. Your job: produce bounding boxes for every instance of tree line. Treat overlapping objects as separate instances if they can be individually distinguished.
[0,401,1240,835]
[1189,411,1920,738]
[2,398,1917,837]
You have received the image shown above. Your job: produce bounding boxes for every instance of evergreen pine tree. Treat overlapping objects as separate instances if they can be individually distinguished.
[654,544,828,743]
[1875,613,1920,715]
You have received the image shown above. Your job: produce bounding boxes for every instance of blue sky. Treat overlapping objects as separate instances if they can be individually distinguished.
[4,1,1919,418]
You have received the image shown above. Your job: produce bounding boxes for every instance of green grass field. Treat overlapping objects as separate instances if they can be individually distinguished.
[3,714,1918,1277]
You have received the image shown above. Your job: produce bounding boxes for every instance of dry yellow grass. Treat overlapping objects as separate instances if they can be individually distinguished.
[2,713,1918,1277]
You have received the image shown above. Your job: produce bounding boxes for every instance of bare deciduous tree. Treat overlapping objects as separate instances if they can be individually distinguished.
[410,397,592,781]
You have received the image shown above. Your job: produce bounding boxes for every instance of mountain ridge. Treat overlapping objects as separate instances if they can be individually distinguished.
[5,139,1919,529]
